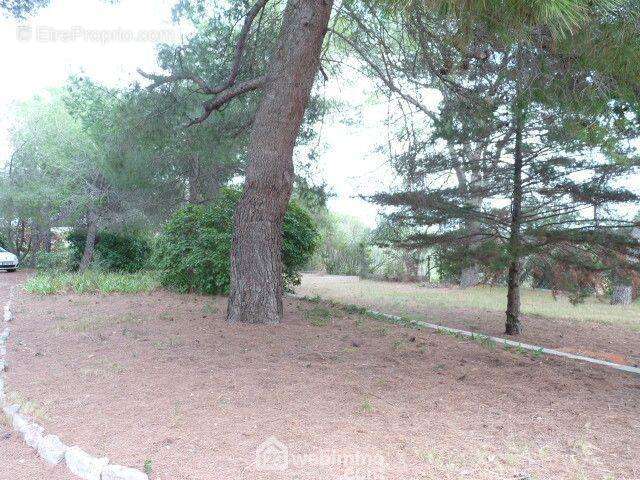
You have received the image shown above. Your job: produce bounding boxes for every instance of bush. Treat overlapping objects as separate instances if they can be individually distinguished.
[154,188,319,295]
[24,271,159,295]
[68,229,151,273]
[34,250,72,272]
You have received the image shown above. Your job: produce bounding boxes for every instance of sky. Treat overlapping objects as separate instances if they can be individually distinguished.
[0,0,395,227]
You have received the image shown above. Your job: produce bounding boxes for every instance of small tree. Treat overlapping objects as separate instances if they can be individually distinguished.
[364,4,640,333]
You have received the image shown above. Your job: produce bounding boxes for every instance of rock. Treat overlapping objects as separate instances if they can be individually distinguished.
[101,464,148,480]
[0,359,6,371]
[12,413,28,434]
[23,422,44,448]
[65,446,109,480]
[37,434,67,465]
[2,403,19,420]
[0,326,9,341]
[3,305,11,322]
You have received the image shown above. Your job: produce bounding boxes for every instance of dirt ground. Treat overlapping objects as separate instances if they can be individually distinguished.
[1,271,71,480]
[2,273,640,480]
[298,274,640,367]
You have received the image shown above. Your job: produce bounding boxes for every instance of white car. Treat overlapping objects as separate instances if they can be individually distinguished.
[0,247,18,272]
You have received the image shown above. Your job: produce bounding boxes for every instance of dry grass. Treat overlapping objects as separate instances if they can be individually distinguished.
[297,274,640,329]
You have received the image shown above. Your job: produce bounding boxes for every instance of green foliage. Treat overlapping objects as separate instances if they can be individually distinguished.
[24,271,159,295]
[1,0,50,18]
[304,305,332,327]
[155,188,319,295]
[68,230,151,273]
[143,460,153,477]
[435,242,511,284]
[34,250,72,272]
[312,212,372,276]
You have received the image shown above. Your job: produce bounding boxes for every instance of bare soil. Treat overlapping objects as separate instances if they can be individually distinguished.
[3,274,640,479]
[1,271,71,480]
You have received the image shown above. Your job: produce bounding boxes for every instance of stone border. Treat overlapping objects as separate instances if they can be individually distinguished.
[295,294,640,376]
[0,287,148,480]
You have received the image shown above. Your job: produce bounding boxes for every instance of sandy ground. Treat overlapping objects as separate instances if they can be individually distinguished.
[1,271,71,480]
[2,273,640,479]
[297,273,640,367]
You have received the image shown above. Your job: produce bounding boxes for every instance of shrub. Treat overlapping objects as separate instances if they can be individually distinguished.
[68,229,151,273]
[34,250,72,272]
[154,188,319,295]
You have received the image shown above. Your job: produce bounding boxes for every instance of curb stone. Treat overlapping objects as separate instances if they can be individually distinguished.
[23,421,45,448]
[0,293,149,480]
[65,446,109,480]
[38,434,67,465]
[102,464,150,480]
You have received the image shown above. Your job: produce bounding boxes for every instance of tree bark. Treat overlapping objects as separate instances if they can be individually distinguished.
[505,103,524,335]
[79,209,98,272]
[227,0,333,324]
[460,265,481,288]
[455,148,484,289]
[611,284,632,305]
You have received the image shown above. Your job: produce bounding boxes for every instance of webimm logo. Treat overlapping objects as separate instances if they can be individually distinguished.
[255,436,289,472]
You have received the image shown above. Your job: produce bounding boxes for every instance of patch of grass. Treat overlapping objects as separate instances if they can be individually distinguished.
[25,271,160,295]
[202,302,219,316]
[359,398,374,413]
[344,304,367,315]
[298,274,640,329]
[55,312,144,335]
[7,391,48,421]
[375,326,388,336]
[417,448,448,467]
[55,316,107,334]
[304,305,332,327]
[532,347,545,359]
[143,459,153,477]
[152,335,183,350]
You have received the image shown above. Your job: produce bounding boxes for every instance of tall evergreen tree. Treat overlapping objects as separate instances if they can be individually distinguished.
[358,2,640,333]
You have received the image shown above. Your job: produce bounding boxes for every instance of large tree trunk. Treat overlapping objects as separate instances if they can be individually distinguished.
[611,284,632,305]
[79,209,98,272]
[460,265,481,288]
[227,0,333,324]
[455,150,483,289]
[505,104,524,335]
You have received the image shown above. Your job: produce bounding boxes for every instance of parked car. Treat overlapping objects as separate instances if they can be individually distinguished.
[0,247,18,272]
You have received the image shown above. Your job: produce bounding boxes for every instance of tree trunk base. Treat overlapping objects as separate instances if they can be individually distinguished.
[227,220,284,324]
[460,266,481,288]
[611,285,632,306]
[505,318,523,335]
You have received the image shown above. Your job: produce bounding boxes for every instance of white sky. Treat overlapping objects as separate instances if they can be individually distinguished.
[0,0,393,226]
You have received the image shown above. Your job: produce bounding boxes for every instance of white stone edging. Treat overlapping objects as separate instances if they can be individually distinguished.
[0,291,148,480]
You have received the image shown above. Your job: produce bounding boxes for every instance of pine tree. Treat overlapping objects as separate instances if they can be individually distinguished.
[363,5,640,333]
